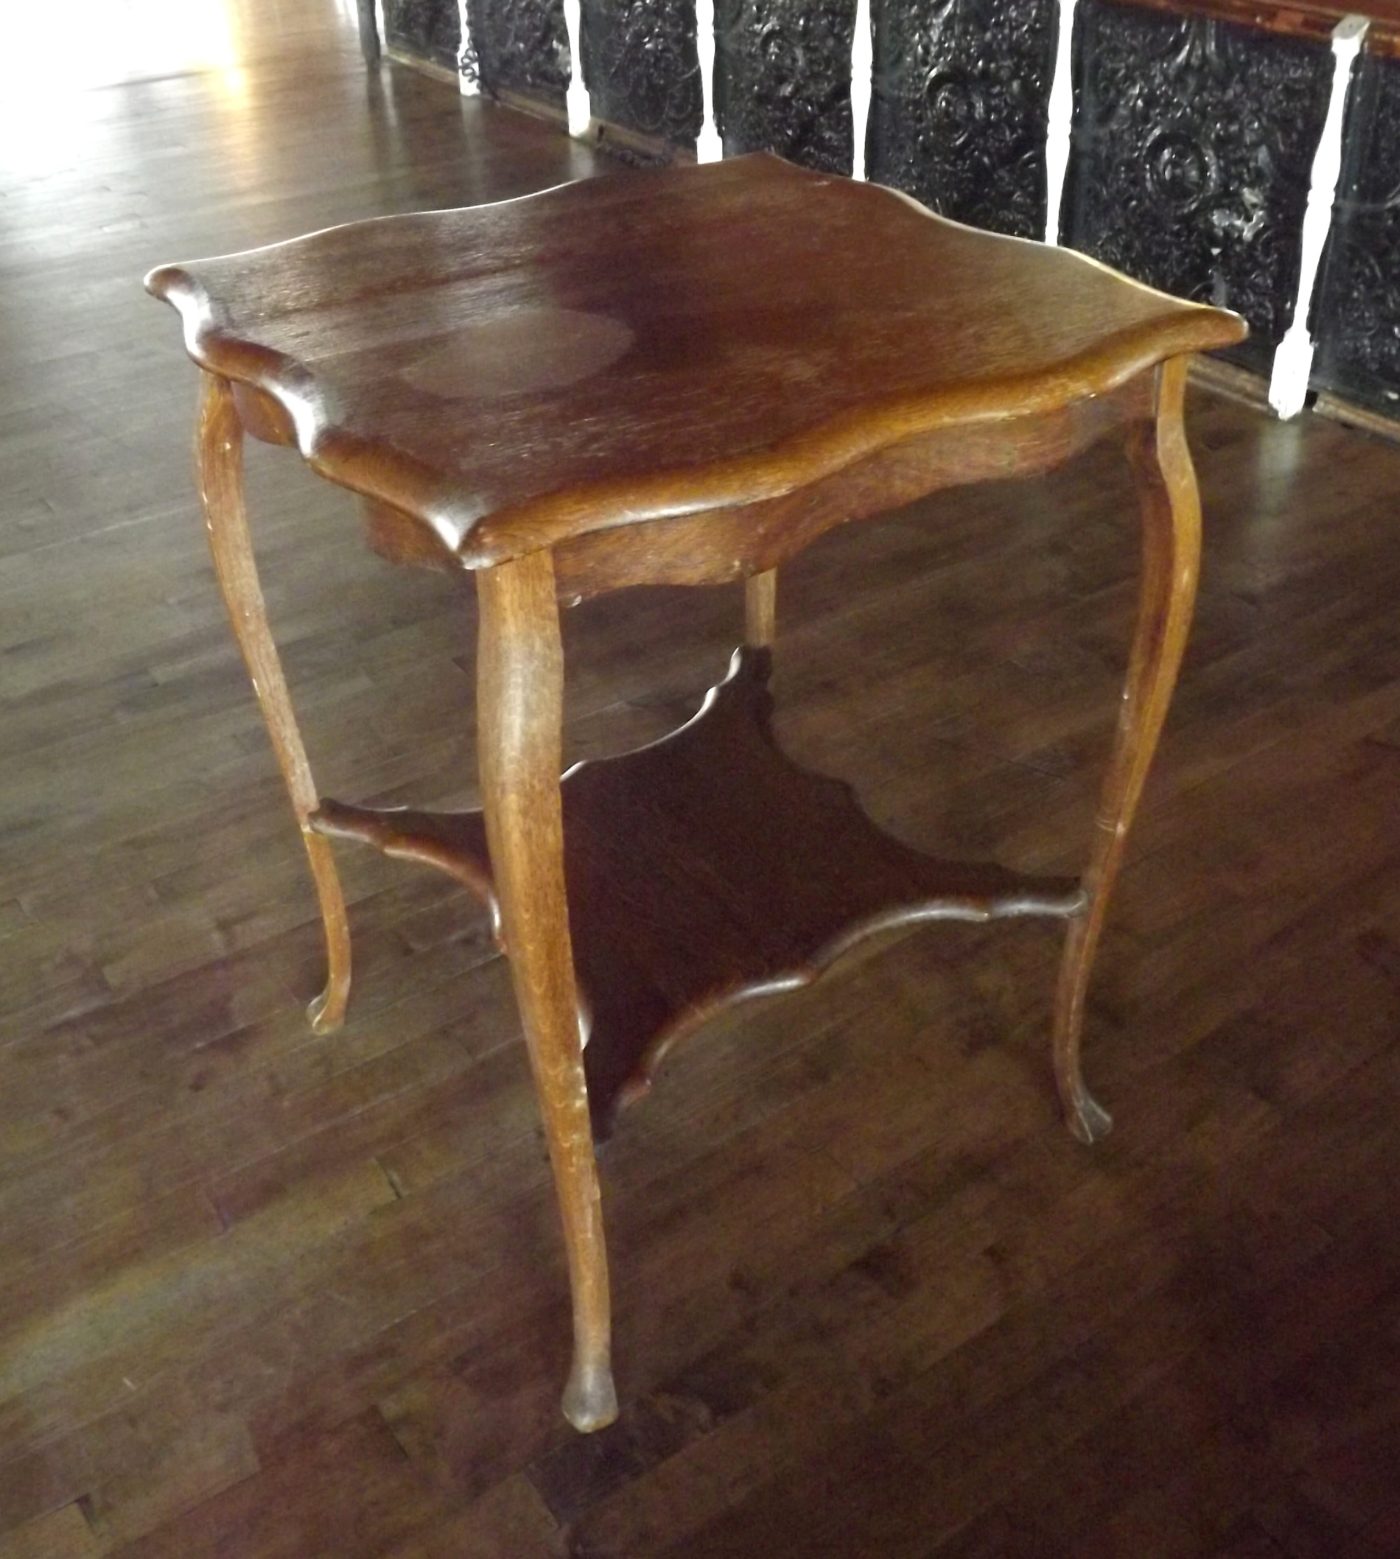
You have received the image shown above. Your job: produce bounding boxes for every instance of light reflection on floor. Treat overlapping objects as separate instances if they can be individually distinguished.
[0,0,364,180]
[0,0,361,178]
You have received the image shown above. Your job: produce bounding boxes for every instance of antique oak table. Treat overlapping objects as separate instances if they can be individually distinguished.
[147,154,1245,1433]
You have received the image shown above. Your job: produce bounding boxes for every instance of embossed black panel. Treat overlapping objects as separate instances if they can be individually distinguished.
[713,0,856,174]
[579,0,703,147]
[1312,52,1400,416]
[384,0,460,72]
[466,0,569,106]
[867,0,1057,240]
[1064,0,1331,366]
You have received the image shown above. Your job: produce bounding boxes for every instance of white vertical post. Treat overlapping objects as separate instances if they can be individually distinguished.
[851,0,873,180]
[456,0,479,96]
[563,0,591,137]
[1268,15,1368,419]
[696,0,723,161]
[1043,0,1079,243]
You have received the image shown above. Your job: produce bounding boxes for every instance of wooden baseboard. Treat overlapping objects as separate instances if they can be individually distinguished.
[1313,391,1400,445]
[1189,355,1272,411]
[492,87,567,128]
[383,47,459,86]
[1188,358,1400,443]
[492,89,693,165]
[587,117,695,165]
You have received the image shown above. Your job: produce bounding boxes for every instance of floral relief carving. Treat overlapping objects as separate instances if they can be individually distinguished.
[867,0,1058,239]
[466,0,569,105]
[579,0,703,146]
[1063,0,1332,358]
[713,0,857,174]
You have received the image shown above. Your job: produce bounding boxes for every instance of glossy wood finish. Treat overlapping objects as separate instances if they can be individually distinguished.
[196,373,352,1034]
[475,551,617,1433]
[145,156,1243,573]
[7,3,1400,1544]
[312,647,1086,1136]
[148,123,1243,1434]
[1053,356,1202,1142]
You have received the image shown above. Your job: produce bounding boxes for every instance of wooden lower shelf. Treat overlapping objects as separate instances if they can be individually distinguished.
[311,648,1085,1137]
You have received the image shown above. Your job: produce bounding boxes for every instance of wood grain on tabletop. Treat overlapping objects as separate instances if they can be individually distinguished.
[144,153,1242,570]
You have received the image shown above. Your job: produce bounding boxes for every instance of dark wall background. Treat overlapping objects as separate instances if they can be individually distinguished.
[465,0,570,106]
[580,0,704,147]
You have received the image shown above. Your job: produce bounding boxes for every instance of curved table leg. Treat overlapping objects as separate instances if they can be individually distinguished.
[196,372,352,1033]
[1052,356,1202,1144]
[745,568,777,648]
[477,549,617,1433]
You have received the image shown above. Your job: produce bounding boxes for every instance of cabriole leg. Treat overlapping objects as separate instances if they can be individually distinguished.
[1053,356,1202,1144]
[477,549,617,1433]
[196,372,352,1033]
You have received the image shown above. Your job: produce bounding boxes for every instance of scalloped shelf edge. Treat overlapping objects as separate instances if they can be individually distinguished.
[311,647,1086,1136]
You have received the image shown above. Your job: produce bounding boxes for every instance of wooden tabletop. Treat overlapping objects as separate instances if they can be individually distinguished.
[147,154,1244,569]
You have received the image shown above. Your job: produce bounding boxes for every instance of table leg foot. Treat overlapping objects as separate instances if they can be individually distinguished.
[1053,912,1115,1145]
[307,980,348,1035]
[1065,1091,1114,1146]
[563,1357,619,1433]
[1051,356,1201,1145]
[304,832,351,1032]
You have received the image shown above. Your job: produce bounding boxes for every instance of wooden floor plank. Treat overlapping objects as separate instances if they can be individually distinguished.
[0,1504,98,1559]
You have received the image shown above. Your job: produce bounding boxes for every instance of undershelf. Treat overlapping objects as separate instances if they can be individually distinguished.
[311,647,1085,1137]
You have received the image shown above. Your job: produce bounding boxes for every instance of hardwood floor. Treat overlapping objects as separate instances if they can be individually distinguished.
[2,3,1399,1553]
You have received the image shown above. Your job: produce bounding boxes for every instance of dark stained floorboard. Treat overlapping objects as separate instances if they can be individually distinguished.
[1,1,1399,1554]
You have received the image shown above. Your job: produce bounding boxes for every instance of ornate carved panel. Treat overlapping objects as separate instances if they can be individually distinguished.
[866,0,1058,240]
[383,0,460,72]
[1064,0,1332,364]
[712,0,856,174]
[1312,52,1400,415]
[579,0,703,147]
[466,0,569,106]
